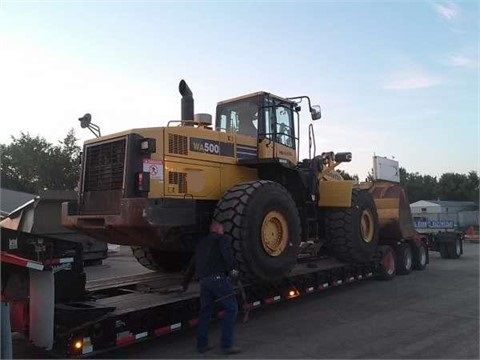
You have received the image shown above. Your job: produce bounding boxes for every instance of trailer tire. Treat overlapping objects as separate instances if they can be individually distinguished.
[439,244,449,259]
[395,243,413,275]
[412,243,428,270]
[377,245,396,280]
[131,246,192,272]
[214,180,301,282]
[325,189,379,263]
[447,236,462,259]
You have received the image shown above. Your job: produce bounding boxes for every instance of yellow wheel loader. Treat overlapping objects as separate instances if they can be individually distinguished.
[62,80,418,282]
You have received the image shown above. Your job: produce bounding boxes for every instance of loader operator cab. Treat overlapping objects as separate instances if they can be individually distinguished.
[215,92,321,164]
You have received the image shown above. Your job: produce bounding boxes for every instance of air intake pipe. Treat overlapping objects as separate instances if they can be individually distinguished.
[179,80,194,126]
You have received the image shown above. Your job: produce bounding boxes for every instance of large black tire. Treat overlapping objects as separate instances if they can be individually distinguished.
[439,244,449,259]
[214,180,301,282]
[131,246,192,272]
[395,243,413,275]
[447,236,462,259]
[412,242,428,270]
[325,189,380,263]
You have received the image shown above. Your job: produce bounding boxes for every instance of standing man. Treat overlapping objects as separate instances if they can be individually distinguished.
[182,220,241,355]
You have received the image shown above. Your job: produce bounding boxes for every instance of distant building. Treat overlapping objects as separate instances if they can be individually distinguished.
[410,200,479,231]
[0,188,36,218]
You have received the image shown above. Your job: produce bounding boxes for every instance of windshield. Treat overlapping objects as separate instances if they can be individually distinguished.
[262,97,296,149]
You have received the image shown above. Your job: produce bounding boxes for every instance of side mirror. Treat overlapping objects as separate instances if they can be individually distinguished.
[310,105,321,120]
[78,113,101,138]
[79,113,92,128]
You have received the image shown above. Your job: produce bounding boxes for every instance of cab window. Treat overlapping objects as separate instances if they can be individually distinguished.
[274,103,295,149]
[216,98,259,137]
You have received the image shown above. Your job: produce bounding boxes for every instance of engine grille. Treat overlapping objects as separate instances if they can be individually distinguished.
[168,134,188,155]
[168,172,187,193]
[84,138,126,191]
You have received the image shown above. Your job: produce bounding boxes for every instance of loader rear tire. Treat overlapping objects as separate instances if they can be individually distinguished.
[325,189,379,263]
[214,180,301,282]
[131,246,192,272]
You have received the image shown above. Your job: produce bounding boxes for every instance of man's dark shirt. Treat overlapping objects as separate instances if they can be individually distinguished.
[183,232,235,285]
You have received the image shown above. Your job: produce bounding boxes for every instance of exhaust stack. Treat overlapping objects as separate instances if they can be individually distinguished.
[179,80,194,126]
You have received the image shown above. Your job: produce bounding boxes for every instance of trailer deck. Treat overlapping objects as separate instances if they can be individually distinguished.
[53,255,377,358]
[2,228,423,359]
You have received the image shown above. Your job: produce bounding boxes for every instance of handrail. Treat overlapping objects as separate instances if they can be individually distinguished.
[308,124,316,160]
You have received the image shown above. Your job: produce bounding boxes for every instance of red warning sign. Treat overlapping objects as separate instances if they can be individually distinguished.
[143,159,163,180]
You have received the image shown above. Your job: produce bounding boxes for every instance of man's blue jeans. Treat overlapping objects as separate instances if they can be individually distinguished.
[197,274,238,351]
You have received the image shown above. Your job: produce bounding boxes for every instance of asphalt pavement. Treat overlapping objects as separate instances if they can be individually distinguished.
[13,243,479,359]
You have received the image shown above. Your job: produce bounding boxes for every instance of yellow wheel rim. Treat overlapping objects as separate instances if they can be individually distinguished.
[360,209,375,243]
[261,211,288,256]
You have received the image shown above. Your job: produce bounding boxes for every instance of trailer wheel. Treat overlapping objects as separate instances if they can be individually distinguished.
[439,244,449,259]
[412,243,428,270]
[214,180,301,282]
[378,246,396,280]
[325,189,379,263]
[447,236,462,259]
[395,243,413,275]
[131,247,192,272]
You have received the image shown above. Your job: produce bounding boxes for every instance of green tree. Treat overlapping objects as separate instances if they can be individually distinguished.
[337,169,359,181]
[1,129,81,193]
[399,167,437,203]
[467,171,480,201]
[437,172,478,201]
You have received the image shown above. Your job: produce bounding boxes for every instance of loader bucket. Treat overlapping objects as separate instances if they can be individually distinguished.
[367,182,417,240]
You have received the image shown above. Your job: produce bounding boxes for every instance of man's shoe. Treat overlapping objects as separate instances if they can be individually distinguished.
[198,345,215,354]
[221,346,241,355]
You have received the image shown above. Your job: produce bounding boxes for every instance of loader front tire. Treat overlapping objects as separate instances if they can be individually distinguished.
[131,246,192,272]
[214,180,301,282]
[325,189,379,263]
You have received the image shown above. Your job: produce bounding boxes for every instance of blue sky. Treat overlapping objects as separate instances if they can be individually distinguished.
[0,1,478,179]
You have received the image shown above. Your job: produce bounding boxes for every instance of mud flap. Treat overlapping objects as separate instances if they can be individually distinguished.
[29,269,54,350]
[376,245,396,280]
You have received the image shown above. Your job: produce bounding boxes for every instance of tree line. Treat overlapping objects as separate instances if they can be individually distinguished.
[397,167,478,203]
[339,168,479,203]
[1,130,81,194]
[1,131,478,204]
